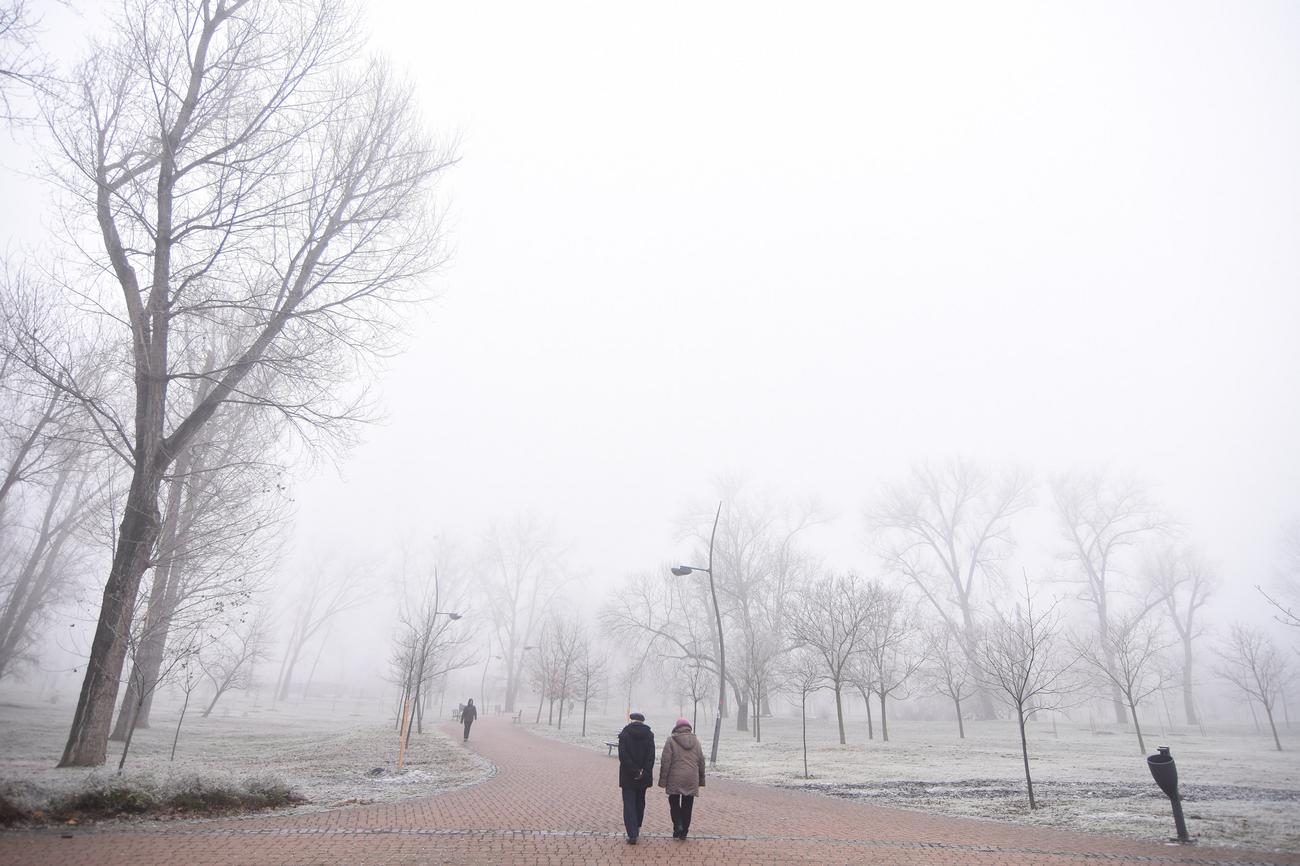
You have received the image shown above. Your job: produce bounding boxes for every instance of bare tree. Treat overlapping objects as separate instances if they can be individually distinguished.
[861,584,924,743]
[682,484,820,733]
[779,648,826,779]
[33,0,451,767]
[977,578,1078,809]
[789,571,877,745]
[575,631,607,737]
[923,623,977,738]
[275,565,365,703]
[869,459,1032,718]
[668,656,710,732]
[199,607,271,717]
[1073,609,1169,753]
[551,616,584,731]
[482,515,566,713]
[390,561,473,745]
[1214,624,1290,751]
[1148,545,1214,725]
[0,458,105,679]
[1051,471,1166,725]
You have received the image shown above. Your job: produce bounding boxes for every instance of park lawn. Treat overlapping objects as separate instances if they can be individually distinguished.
[525,706,1300,853]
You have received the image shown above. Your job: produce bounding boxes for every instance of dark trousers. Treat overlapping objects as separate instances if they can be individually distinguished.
[668,793,695,835]
[462,718,474,740]
[621,787,647,839]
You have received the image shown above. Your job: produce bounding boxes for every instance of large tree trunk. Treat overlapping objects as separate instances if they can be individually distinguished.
[109,451,196,739]
[732,682,749,732]
[59,464,165,767]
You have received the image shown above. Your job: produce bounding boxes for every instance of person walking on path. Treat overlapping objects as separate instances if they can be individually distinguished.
[658,717,705,839]
[461,698,478,741]
[617,711,655,844]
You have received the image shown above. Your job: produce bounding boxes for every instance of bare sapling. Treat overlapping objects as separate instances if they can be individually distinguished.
[1214,624,1290,751]
[976,576,1079,809]
[1072,609,1170,753]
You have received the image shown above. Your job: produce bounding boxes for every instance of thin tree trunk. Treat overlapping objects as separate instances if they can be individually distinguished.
[1181,641,1198,725]
[170,687,192,760]
[1130,700,1146,753]
[116,687,147,775]
[1017,706,1035,808]
[1264,704,1283,751]
[857,685,874,740]
[801,693,809,778]
[833,684,846,745]
[954,696,965,739]
[202,681,230,718]
[878,690,889,742]
[581,697,588,737]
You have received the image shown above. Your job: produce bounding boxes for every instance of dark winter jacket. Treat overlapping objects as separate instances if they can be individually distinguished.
[462,703,477,723]
[658,725,705,796]
[617,721,655,789]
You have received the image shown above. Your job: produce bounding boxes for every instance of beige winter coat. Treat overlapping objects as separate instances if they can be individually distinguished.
[657,726,706,796]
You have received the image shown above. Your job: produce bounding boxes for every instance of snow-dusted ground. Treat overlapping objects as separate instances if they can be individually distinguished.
[525,709,1300,853]
[0,691,492,822]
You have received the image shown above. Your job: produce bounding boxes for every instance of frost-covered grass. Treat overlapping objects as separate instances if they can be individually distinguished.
[0,688,491,826]
[526,707,1300,853]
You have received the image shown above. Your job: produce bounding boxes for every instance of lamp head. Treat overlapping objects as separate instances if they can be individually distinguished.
[448,612,463,620]
[671,566,693,576]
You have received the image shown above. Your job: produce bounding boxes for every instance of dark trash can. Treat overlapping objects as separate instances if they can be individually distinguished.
[1146,746,1191,843]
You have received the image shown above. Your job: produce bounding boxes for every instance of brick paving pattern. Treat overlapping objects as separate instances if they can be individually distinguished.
[2,719,1296,865]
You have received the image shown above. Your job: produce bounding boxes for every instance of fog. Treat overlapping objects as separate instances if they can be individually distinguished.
[1,0,1298,795]
[294,0,1300,600]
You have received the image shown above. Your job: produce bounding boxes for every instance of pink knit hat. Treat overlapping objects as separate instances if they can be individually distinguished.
[675,717,691,729]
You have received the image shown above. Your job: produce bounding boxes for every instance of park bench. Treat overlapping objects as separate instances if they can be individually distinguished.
[605,740,618,756]
[511,710,523,724]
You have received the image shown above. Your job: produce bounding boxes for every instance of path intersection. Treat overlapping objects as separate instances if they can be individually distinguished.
[2,719,1296,865]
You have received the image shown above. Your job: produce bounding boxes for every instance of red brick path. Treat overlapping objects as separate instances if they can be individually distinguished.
[1,719,1296,865]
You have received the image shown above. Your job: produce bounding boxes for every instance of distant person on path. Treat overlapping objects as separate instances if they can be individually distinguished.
[617,711,655,845]
[462,698,477,741]
[658,717,705,839]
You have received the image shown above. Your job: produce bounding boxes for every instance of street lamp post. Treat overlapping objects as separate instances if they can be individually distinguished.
[672,500,724,767]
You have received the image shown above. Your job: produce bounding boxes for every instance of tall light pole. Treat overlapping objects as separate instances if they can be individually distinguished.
[671,500,724,767]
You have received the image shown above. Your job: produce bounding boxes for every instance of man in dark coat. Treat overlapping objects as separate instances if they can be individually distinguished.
[617,711,655,844]
[462,698,478,741]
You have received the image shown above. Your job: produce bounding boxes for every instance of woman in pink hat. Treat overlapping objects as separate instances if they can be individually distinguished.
[657,717,706,839]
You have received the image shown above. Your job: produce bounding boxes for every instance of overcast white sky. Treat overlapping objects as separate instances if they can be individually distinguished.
[4,1,1299,664]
